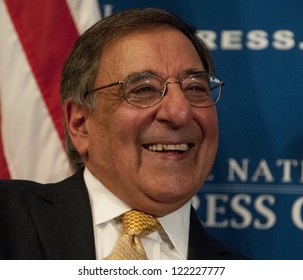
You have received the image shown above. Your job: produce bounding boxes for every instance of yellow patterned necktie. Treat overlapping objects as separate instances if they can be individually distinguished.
[104,210,162,260]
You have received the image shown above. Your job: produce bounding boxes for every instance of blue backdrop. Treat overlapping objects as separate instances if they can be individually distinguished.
[98,0,303,260]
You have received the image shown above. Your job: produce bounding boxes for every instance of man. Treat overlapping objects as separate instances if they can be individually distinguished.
[0,8,245,260]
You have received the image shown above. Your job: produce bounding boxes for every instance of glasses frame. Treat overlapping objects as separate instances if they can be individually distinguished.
[86,71,224,108]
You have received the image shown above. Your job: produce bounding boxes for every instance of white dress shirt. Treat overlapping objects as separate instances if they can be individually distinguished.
[84,168,191,260]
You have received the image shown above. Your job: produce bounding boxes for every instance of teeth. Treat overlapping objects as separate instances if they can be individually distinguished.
[148,144,189,152]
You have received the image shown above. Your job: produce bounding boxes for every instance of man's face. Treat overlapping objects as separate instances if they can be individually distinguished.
[80,28,218,216]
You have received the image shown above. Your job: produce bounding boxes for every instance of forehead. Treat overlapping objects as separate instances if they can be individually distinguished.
[96,28,203,83]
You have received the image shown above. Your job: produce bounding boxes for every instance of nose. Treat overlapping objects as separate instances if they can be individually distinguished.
[155,82,193,127]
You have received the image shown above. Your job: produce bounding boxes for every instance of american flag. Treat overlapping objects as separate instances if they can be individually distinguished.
[0,0,100,182]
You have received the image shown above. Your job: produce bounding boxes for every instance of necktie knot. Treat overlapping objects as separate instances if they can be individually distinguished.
[123,210,162,238]
[103,210,162,260]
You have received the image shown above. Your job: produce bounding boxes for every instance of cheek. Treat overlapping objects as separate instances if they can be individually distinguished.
[195,109,219,173]
[87,106,145,167]
[196,107,219,141]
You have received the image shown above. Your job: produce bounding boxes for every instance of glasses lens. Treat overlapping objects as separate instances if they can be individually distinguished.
[124,73,164,107]
[182,74,222,107]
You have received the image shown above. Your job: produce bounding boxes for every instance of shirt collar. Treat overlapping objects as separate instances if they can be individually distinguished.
[158,202,190,259]
[84,168,131,224]
[84,167,191,259]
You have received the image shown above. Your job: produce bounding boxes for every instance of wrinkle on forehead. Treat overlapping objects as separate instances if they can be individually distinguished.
[96,27,203,85]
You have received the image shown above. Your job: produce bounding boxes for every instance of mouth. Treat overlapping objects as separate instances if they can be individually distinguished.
[143,143,192,154]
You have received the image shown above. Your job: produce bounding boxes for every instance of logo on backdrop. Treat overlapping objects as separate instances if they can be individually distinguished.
[100,5,303,51]
[197,30,303,51]
[197,158,303,231]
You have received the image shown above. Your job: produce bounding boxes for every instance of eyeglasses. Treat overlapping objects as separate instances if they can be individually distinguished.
[86,71,224,108]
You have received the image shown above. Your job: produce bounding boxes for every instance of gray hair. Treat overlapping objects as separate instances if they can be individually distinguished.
[60,8,215,170]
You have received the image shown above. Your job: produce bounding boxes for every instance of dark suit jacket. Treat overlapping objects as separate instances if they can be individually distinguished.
[0,169,245,260]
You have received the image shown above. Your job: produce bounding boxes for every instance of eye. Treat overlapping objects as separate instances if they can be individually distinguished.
[123,73,164,105]
[188,84,208,92]
[125,77,162,96]
[131,85,157,94]
[184,82,209,95]
[126,82,161,102]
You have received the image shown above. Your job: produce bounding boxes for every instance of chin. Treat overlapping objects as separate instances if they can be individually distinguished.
[136,178,200,214]
[151,179,199,201]
[144,200,188,217]
[141,189,192,215]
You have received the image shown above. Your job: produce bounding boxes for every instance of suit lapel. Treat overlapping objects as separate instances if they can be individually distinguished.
[188,208,247,260]
[188,207,220,260]
[30,170,96,259]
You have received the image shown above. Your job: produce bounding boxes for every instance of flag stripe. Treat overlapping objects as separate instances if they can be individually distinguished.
[0,0,77,182]
[66,0,101,34]
[0,0,100,182]
[0,100,10,179]
[4,0,79,141]
[0,2,72,182]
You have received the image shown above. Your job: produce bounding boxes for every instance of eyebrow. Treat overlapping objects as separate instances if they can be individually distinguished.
[182,68,207,77]
[124,68,207,81]
[124,70,161,81]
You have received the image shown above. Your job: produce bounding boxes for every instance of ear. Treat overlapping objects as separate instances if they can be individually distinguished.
[63,98,89,157]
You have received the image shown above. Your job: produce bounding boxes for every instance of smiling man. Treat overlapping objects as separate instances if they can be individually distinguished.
[0,8,245,260]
